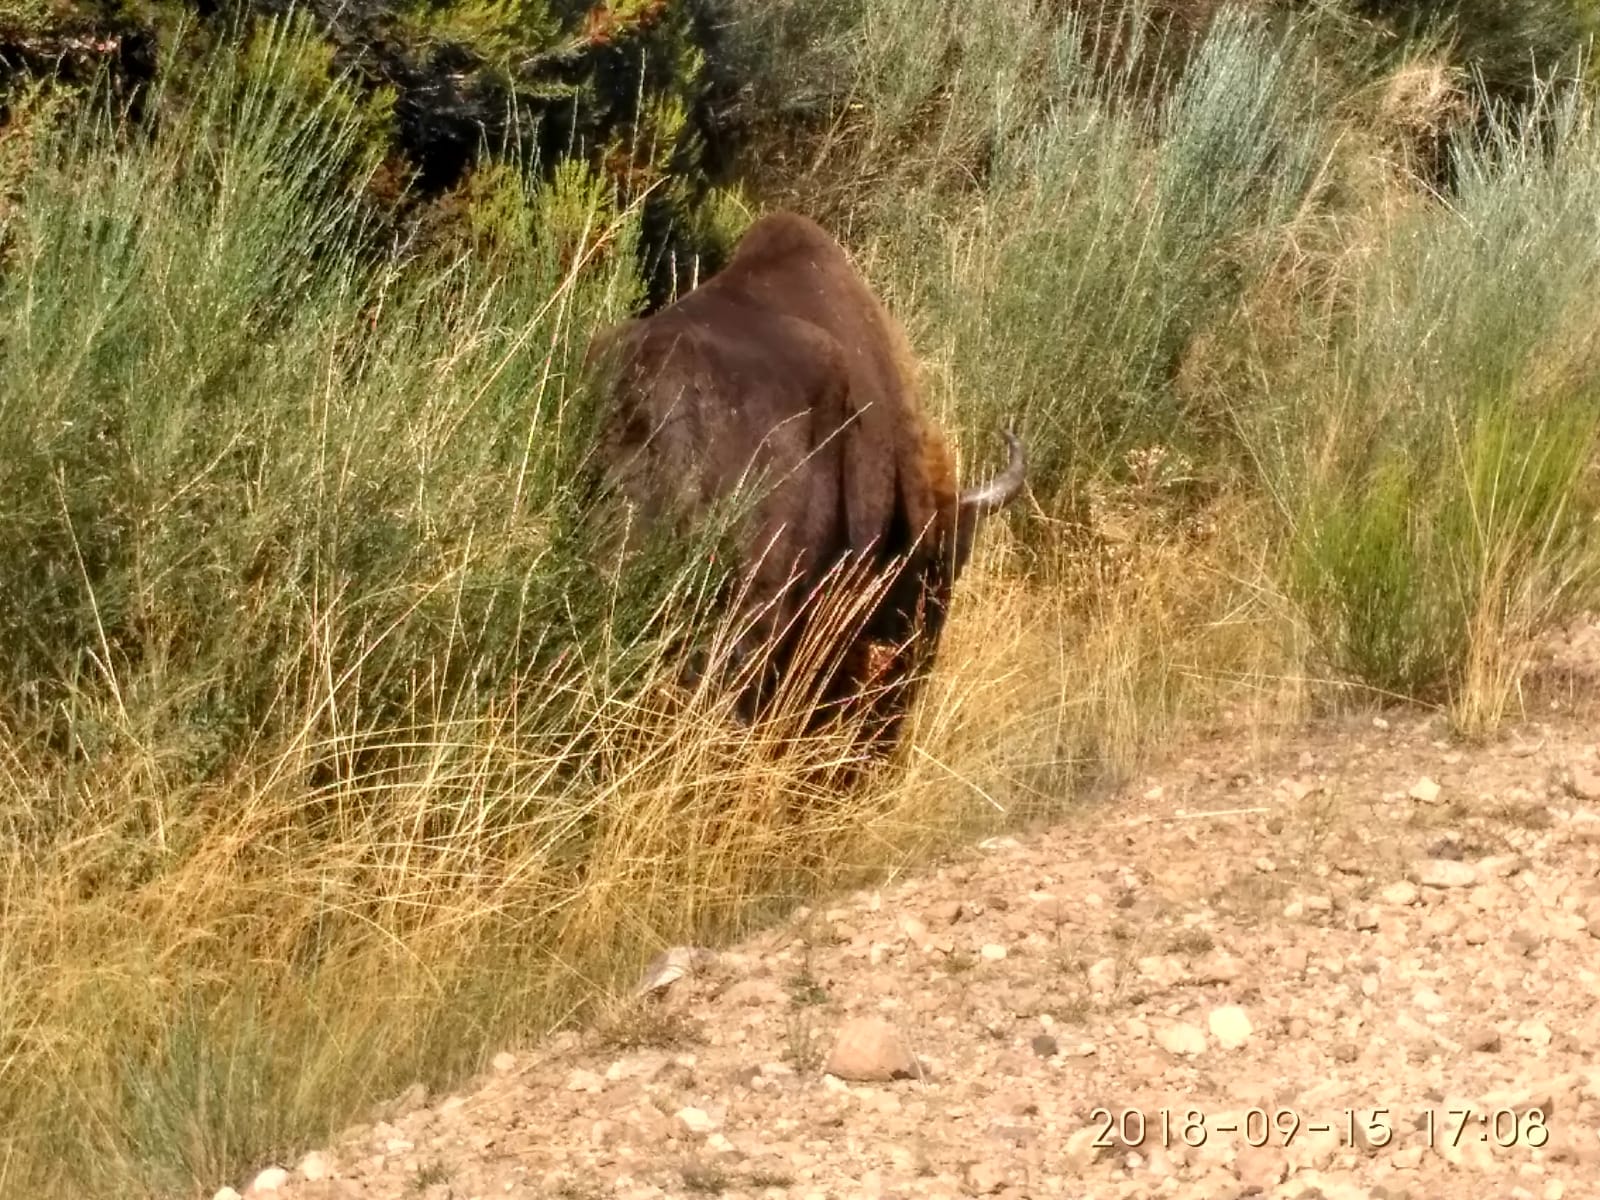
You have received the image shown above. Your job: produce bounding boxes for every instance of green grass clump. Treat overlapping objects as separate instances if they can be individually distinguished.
[0,14,670,779]
[1265,81,1600,727]
[871,5,1328,512]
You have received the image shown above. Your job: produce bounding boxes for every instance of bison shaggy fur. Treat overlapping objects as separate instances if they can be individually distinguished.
[584,211,1024,749]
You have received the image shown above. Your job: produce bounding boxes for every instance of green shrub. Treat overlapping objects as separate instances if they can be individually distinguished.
[0,14,713,785]
[852,5,1330,516]
[1267,79,1600,720]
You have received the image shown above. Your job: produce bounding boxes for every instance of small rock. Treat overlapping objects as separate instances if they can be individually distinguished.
[1136,955,1186,986]
[213,1191,243,1200]
[1381,881,1420,906]
[247,1167,290,1196]
[824,1016,920,1082]
[1480,853,1528,878]
[1466,1025,1503,1052]
[1155,1022,1208,1056]
[297,1151,332,1182]
[1064,1125,1109,1170]
[1547,1125,1600,1166]
[1410,859,1479,888]
[980,943,1008,961]
[1483,1079,1568,1116]
[1193,952,1242,983]
[1409,777,1442,803]
[1566,764,1600,801]
[1208,1005,1253,1050]
[965,1160,1009,1194]
[1437,1133,1496,1170]
[633,947,716,998]
[1509,926,1542,956]
[1234,1146,1286,1190]
[1034,895,1072,924]
[1571,812,1600,844]
[1030,1033,1059,1059]
[1517,1019,1554,1046]
[1087,957,1117,993]
[490,1051,517,1073]
[1423,908,1461,937]
[382,1081,428,1118]
[675,1106,720,1136]
[1285,777,1320,801]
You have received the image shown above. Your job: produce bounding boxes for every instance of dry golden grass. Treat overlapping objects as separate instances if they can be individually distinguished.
[0,506,1296,1196]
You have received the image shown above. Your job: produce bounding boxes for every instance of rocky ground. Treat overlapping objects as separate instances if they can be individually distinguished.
[218,622,1600,1200]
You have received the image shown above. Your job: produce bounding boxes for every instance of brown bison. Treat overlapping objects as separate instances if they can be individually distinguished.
[585,211,1025,748]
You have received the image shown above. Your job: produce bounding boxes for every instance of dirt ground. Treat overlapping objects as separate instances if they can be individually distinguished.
[217,618,1600,1200]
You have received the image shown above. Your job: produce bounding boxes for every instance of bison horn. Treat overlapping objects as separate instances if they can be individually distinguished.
[958,429,1026,516]
[950,429,1025,576]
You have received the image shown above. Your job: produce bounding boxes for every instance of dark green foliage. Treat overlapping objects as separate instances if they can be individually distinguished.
[0,21,742,800]
[2,0,749,304]
[1349,0,1599,101]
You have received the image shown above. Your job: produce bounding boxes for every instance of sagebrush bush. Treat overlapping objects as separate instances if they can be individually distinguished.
[841,5,1330,525]
[1262,79,1600,720]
